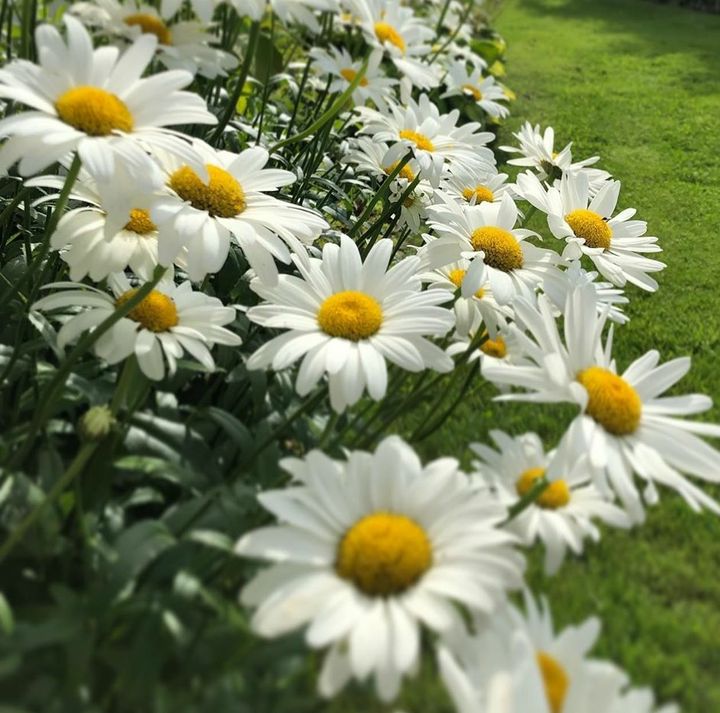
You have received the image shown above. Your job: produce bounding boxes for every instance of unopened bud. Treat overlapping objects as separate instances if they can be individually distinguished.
[78,405,116,442]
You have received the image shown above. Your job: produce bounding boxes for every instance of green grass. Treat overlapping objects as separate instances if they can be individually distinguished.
[411,1,720,711]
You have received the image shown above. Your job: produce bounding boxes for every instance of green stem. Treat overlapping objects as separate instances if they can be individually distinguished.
[0,442,98,563]
[236,390,326,472]
[0,155,81,308]
[348,151,413,239]
[506,478,549,521]
[210,20,261,145]
[410,362,479,442]
[268,54,369,155]
[7,265,167,469]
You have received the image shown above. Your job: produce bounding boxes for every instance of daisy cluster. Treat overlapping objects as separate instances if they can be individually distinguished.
[0,0,714,710]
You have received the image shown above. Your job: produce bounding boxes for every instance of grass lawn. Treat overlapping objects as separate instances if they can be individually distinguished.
[383,1,720,711]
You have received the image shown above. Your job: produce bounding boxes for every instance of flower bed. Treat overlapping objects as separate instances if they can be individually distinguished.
[0,0,714,711]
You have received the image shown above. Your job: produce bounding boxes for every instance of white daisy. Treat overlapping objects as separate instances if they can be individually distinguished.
[541,261,629,325]
[499,122,610,190]
[517,171,665,291]
[482,283,720,520]
[439,165,514,207]
[348,0,439,91]
[442,62,510,119]
[70,0,238,79]
[344,137,431,232]
[421,259,513,339]
[355,94,496,187]
[150,139,328,284]
[27,167,166,282]
[0,15,215,188]
[471,430,631,574]
[438,593,637,713]
[31,273,241,380]
[422,192,559,305]
[246,236,455,412]
[609,688,679,713]
[234,435,524,701]
[308,47,397,111]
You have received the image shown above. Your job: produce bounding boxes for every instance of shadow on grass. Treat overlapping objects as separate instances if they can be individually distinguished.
[517,0,720,77]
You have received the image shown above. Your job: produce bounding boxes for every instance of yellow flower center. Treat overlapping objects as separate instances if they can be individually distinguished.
[515,467,570,509]
[115,289,179,332]
[537,651,570,713]
[461,83,483,101]
[576,366,642,436]
[55,86,134,136]
[448,268,485,298]
[169,164,246,218]
[374,21,406,53]
[384,161,416,182]
[399,129,435,152]
[462,185,495,204]
[470,226,524,272]
[340,67,369,87]
[564,209,612,250]
[124,13,172,44]
[124,208,157,235]
[317,290,382,341]
[480,334,507,359]
[336,512,432,596]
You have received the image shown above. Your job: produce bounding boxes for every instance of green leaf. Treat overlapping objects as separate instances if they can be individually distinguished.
[107,521,176,591]
[0,592,13,635]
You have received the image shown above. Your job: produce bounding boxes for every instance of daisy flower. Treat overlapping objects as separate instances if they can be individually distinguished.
[234,435,524,701]
[70,0,238,79]
[541,261,629,325]
[610,688,679,713]
[355,94,495,187]
[26,167,165,282]
[246,236,455,412]
[471,431,631,574]
[438,593,651,713]
[482,283,720,520]
[150,139,328,284]
[439,165,514,207]
[441,62,510,119]
[0,15,215,188]
[348,0,439,91]
[32,274,241,380]
[500,122,610,190]
[344,137,431,232]
[420,259,513,339]
[422,193,559,304]
[517,171,665,291]
[308,47,397,111]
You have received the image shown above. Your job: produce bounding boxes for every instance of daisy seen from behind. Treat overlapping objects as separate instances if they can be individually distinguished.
[32,273,241,380]
[0,15,215,188]
[234,435,525,701]
[482,283,720,520]
[471,430,631,574]
[150,139,328,283]
[246,236,455,412]
[499,121,609,190]
[517,171,665,291]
